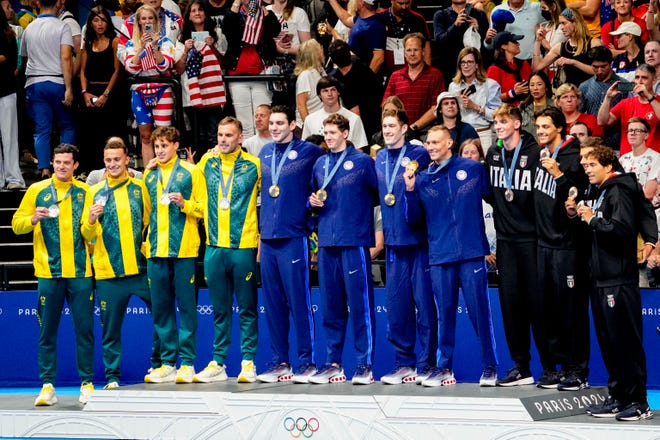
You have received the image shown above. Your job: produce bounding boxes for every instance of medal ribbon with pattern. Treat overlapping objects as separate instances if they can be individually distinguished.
[384,145,407,206]
[425,156,452,175]
[217,152,240,210]
[317,148,349,202]
[47,182,74,218]
[501,140,522,202]
[269,141,294,198]
[95,179,129,206]
[157,158,180,205]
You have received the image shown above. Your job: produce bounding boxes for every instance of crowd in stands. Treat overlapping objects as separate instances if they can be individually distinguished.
[5,0,660,423]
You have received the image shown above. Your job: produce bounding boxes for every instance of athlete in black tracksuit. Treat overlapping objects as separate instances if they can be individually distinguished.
[579,161,656,420]
[533,134,590,390]
[486,129,548,385]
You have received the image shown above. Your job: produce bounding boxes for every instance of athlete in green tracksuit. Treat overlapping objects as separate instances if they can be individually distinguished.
[81,137,160,388]
[12,144,95,406]
[193,117,261,384]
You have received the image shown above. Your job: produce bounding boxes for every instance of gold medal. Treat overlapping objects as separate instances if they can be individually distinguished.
[268,185,280,198]
[504,188,514,202]
[384,193,396,206]
[316,188,328,202]
[406,160,419,172]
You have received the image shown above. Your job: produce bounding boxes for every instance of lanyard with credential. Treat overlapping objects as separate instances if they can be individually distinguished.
[217,152,240,210]
[157,159,180,205]
[268,141,294,198]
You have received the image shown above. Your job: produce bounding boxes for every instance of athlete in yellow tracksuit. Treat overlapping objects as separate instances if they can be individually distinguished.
[141,126,205,384]
[193,117,261,383]
[12,144,95,406]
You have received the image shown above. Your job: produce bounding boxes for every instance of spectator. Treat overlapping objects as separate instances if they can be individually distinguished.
[565,0,600,39]
[579,46,624,115]
[266,0,311,56]
[122,4,177,165]
[647,0,660,41]
[370,95,422,147]
[204,0,229,28]
[644,39,660,94]
[554,83,603,138]
[533,7,594,88]
[381,0,431,74]
[175,0,228,156]
[58,0,81,75]
[382,33,444,131]
[328,39,382,140]
[520,71,555,137]
[447,46,502,150]
[487,31,532,106]
[598,63,660,154]
[601,0,648,56]
[294,39,325,126]
[301,76,368,149]
[242,103,271,156]
[78,5,123,173]
[536,0,567,83]
[433,0,489,89]
[486,0,544,61]
[569,120,592,144]
[435,91,478,151]
[327,0,386,74]
[0,9,24,189]
[223,0,283,137]
[611,21,645,82]
[21,0,75,179]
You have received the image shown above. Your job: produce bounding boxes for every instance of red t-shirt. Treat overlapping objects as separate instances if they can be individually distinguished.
[567,113,604,139]
[611,97,660,155]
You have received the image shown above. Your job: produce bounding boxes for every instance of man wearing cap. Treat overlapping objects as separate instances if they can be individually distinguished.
[327,0,386,74]
[601,0,648,55]
[610,22,646,81]
[486,0,543,62]
[435,92,479,151]
[487,31,532,106]
[382,32,445,129]
[433,0,489,88]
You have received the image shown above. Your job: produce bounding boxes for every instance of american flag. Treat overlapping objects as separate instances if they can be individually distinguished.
[139,45,158,71]
[186,45,226,108]
[242,0,264,45]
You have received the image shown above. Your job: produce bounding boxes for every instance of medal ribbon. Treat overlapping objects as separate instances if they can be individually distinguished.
[593,189,607,212]
[271,141,294,188]
[98,179,129,202]
[385,145,407,195]
[320,148,349,190]
[551,135,575,160]
[501,140,522,192]
[157,159,180,195]
[49,182,73,205]
[217,152,240,200]
[425,156,452,175]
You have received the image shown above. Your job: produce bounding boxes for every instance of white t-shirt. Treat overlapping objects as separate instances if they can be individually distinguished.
[265,5,310,49]
[301,106,368,148]
[295,68,324,126]
[243,134,272,157]
[620,148,660,207]
[21,16,73,87]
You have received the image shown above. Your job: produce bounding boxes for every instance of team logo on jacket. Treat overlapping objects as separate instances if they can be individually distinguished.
[607,294,615,308]
[567,275,575,288]
[493,154,500,162]
[288,150,298,160]
[343,160,354,170]
[176,171,185,182]
[456,170,467,181]
[401,157,411,167]
[520,155,528,168]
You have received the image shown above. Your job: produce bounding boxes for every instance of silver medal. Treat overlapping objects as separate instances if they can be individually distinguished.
[219,198,230,210]
[540,148,550,159]
[48,204,60,218]
[95,195,108,206]
[160,193,171,205]
[568,186,578,198]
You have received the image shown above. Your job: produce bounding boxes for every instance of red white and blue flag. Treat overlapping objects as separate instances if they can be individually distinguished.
[242,0,264,45]
[139,45,158,71]
[186,45,226,108]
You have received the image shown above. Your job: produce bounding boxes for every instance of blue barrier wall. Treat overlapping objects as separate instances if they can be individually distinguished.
[1,288,660,387]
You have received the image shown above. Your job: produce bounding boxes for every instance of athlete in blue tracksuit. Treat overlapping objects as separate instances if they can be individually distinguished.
[375,109,438,385]
[308,114,379,385]
[257,106,325,384]
[404,126,498,387]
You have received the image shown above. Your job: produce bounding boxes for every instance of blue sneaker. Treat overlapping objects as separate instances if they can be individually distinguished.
[308,364,346,384]
[615,402,653,421]
[588,396,625,418]
[381,365,417,385]
[292,363,317,384]
[256,362,292,383]
[352,365,374,385]
[422,368,456,387]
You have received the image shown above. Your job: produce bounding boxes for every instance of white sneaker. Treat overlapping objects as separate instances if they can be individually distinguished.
[237,360,257,383]
[79,382,94,404]
[380,366,417,385]
[34,383,57,406]
[176,365,195,384]
[144,365,176,383]
[193,361,228,383]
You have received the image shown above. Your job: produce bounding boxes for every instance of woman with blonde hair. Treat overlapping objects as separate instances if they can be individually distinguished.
[123,4,177,164]
[295,39,325,125]
[447,46,502,150]
[532,7,594,87]
[553,82,603,137]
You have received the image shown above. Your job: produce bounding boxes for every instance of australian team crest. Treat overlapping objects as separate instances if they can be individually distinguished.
[567,275,575,288]
[519,155,528,168]
[607,294,615,308]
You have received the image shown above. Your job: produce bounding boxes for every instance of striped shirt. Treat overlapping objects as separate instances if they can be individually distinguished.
[81,175,147,279]
[12,178,91,279]
[199,149,261,248]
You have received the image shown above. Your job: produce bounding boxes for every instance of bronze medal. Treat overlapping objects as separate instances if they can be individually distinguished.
[504,188,514,202]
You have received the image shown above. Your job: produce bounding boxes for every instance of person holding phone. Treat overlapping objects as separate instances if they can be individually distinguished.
[447,47,502,150]
[598,63,660,155]
[266,0,311,56]
[487,31,532,106]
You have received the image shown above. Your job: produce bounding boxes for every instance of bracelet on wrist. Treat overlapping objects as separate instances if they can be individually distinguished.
[103,90,110,96]
[81,89,87,95]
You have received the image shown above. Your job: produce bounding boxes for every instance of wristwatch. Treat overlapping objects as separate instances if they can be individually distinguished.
[649,95,657,103]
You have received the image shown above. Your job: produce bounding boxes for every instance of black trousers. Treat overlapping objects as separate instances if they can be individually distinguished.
[592,283,647,405]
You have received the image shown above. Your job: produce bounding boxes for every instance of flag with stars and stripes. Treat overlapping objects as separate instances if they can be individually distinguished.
[186,45,226,108]
[139,45,158,71]
[241,0,264,45]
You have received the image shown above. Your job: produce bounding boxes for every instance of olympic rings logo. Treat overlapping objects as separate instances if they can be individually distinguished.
[283,416,319,438]
[197,305,214,315]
